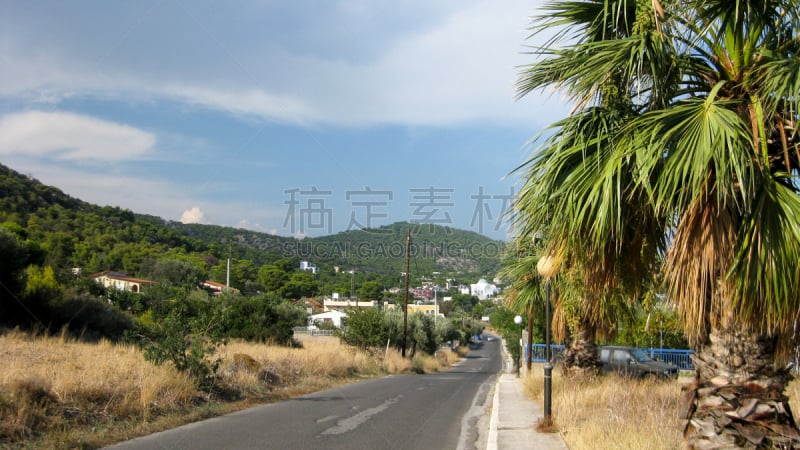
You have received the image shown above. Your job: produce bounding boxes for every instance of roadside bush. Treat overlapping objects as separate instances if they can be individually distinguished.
[408,313,437,356]
[338,307,387,349]
[490,307,523,364]
[48,288,133,340]
[222,294,305,345]
[129,294,224,391]
[434,319,460,348]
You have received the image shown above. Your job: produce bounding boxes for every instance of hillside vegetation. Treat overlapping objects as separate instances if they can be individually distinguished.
[0,163,502,288]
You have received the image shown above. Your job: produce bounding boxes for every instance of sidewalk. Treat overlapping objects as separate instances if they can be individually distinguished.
[487,373,569,450]
[486,340,569,450]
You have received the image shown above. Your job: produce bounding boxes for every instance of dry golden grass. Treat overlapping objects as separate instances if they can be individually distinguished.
[523,365,684,450]
[382,349,415,373]
[0,330,462,449]
[382,347,456,374]
[0,328,198,448]
[520,365,800,450]
[789,379,800,421]
[217,336,386,398]
[411,353,442,373]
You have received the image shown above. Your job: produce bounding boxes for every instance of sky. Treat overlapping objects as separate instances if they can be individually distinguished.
[0,0,567,240]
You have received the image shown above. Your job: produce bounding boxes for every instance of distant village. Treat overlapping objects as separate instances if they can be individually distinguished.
[88,259,502,331]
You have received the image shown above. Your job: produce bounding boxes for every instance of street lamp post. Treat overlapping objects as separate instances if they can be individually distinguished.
[514,315,523,377]
[542,279,552,422]
[537,253,559,426]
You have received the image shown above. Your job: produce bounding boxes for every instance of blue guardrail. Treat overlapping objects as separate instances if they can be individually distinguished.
[525,344,695,370]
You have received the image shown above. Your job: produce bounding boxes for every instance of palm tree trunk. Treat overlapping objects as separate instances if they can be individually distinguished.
[681,325,800,449]
[560,319,601,379]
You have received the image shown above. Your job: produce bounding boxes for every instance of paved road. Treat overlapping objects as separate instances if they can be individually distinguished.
[107,338,501,450]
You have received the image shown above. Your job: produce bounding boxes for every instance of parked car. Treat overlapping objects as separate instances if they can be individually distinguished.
[598,346,679,379]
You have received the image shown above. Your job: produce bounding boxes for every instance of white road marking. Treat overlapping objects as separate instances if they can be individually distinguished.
[320,395,404,436]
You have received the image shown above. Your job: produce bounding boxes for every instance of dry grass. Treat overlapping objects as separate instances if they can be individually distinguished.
[0,328,198,448]
[789,379,800,415]
[520,366,800,450]
[217,336,386,398]
[0,330,462,449]
[382,349,415,373]
[523,365,685,450]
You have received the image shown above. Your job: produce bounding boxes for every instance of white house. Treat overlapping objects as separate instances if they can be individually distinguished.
[91,271,156,294]
[300,261,319,274]
[470,278,499,300]
[308,310,348,328]
[323,298,384,311]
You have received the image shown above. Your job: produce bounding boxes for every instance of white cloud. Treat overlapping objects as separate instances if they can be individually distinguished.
[236,219,278,233]
[0,1,561,128]
[353,1,542,125]
[165,85,315,126]
[0,111,155,161]
[181,207,206,224]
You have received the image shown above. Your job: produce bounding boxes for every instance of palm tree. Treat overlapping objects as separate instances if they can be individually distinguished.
[516,0,800,447]
[513,0,665,379]
[503,237,629,378]
[501,241,542,372]
[552,258,636,378]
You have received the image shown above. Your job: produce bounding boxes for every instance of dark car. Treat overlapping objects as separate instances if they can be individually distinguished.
[598,346,679,379]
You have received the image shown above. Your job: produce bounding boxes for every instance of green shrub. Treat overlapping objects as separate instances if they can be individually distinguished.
[129,295,224,391]
[221,294,305,345]
[338,307,387,349]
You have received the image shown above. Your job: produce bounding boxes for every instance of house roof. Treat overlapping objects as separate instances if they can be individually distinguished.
[90,270,157,285]
[310,310,348,320]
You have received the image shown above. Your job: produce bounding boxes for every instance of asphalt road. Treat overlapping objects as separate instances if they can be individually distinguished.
[106,337,501,450]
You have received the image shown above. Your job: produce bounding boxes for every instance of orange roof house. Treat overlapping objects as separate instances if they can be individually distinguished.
[202,280,240,295]
[91,271,157,294]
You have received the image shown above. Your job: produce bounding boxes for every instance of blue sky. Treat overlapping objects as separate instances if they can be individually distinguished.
[0,1,566,240]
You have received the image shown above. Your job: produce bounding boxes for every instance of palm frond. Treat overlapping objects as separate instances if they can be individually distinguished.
[730,179,800,338]
[630,92,756,214]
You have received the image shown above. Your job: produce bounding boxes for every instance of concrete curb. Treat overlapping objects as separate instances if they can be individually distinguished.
[486,338,514,450]
[487,378,500,450]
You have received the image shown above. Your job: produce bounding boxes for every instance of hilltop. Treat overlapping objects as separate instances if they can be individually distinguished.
[307,222,504,275]
[0,163,504,280]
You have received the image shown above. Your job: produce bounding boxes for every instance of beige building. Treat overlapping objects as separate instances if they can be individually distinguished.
[91,271,156,293]
[407,303,440,316]
[323,298,385,312]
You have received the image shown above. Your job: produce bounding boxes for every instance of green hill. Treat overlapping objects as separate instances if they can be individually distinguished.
[0,163,504,281]
[306,222,504,276]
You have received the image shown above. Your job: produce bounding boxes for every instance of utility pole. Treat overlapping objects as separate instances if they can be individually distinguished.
[350,270,356,308]
[434,286,438,325]
[226,238,231,290]
[402,229,411,358]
